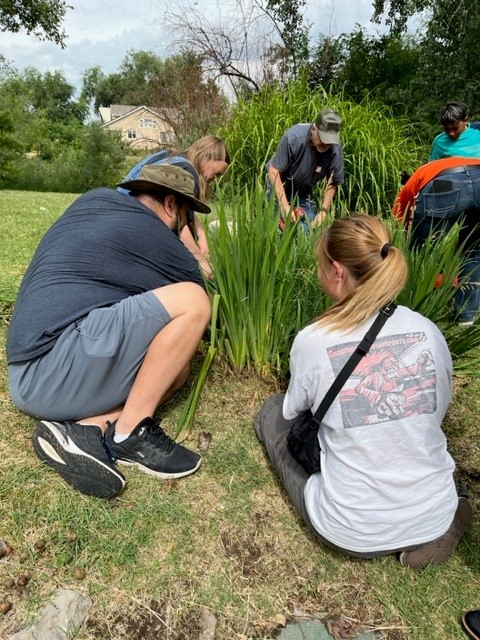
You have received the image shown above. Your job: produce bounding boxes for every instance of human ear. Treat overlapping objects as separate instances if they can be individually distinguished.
[164,195,177,218]
[331,260,346,282]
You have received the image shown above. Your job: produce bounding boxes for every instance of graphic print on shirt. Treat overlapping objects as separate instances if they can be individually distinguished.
[327,332,437,427]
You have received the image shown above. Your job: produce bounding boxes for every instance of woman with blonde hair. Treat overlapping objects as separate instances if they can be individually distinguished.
[119,135,230,278]
[255,214,471,568]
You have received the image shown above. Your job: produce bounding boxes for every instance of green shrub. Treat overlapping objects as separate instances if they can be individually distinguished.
[220,78,422,215]
[4,124,126,193]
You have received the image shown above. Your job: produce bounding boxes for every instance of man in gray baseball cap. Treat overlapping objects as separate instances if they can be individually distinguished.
[266,107,344,232]
[7,164,211,499]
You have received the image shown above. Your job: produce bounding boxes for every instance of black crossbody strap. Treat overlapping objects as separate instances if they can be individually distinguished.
[308,302,397,429]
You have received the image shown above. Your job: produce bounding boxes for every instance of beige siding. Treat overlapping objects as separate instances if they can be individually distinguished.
[104,107,176,150]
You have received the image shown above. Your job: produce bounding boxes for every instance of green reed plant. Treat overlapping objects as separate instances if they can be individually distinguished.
[206,185,327,377]
[389,217,480,373]
[176,294,220,436]
[392,220,466,322]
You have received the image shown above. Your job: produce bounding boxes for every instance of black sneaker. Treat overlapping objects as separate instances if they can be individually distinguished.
[105,417,202,479]
[33,420,126,498]
[462,610,480,640]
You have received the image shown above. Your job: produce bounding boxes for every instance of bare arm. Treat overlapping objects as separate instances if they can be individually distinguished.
[180,217,214,280]
[268,165,291,217]
[312,183,337,227]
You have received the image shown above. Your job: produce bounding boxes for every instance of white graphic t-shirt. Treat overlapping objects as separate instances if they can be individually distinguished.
[283,305,457,553]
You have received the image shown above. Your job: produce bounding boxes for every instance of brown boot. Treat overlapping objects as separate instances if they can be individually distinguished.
[399,497,472,570]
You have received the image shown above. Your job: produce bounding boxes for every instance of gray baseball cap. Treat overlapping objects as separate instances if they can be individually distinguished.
[315,108,342,144]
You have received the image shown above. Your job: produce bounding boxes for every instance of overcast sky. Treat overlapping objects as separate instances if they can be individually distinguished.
[0,0,380,96]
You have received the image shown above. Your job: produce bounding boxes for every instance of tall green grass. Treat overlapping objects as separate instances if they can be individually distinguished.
[221,78,422,215]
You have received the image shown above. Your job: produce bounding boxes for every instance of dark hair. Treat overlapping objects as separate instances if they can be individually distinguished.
[128,189,168,203]
[440,101,469,125]
[128,190,190,212]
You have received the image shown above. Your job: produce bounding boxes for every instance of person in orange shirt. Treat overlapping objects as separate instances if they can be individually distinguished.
[393,157,480,324]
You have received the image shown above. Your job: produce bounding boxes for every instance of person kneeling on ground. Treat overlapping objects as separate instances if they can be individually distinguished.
[6,165,212,499]
[255,214,471,569]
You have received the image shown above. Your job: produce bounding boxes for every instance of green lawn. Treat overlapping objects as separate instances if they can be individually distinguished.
[0,189,479,640]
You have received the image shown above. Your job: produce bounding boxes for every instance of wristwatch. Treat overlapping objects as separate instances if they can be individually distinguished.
[320,206,328,214]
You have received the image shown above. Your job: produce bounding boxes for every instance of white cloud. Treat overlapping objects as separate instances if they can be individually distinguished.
[0,0,379,95]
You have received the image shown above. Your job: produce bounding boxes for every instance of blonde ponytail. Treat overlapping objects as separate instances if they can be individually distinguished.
[316,215,408,332]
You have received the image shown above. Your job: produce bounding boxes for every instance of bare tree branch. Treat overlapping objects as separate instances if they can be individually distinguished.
[156,0,284,97]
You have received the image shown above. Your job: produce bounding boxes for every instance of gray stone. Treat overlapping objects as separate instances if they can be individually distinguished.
[276,619,379,640]
[9,588,92,640]
[197,607,217,640]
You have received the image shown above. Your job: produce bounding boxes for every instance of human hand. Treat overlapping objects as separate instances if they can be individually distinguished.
[291,206,305,222]
[311,208,328,228]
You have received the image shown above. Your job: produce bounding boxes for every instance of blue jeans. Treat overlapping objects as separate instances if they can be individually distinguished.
[266,181,317,233]
[411,166,480,322]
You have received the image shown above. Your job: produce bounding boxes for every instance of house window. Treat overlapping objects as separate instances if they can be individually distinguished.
[127,130,137,139]
[160,131,175,144]
[140,118,158,128]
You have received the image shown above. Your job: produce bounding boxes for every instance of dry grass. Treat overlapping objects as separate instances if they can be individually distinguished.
[1,321,479,639]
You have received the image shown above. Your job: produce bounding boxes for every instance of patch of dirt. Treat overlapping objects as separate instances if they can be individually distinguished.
[84,599,205,640]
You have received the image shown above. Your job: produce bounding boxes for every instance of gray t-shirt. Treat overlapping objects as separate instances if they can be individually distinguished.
[7,188,204,363]
[267,123,344,198]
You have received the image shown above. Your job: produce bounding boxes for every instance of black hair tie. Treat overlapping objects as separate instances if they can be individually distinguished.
[381,243,391,259]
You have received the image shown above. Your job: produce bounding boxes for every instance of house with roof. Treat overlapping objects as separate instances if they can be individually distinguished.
[99,105,178,150]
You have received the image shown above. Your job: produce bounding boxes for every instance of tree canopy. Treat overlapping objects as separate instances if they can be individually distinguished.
[0,0,69,46]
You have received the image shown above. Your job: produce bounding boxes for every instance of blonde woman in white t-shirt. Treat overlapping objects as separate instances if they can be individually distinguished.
[255,214,472,568]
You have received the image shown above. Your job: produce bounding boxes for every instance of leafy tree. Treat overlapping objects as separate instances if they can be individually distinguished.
[412,0,480,121]
[0,66,88,159]
[21,67,88,123]
[331,29,420,110]
[371,0,429,36]
[264,0,310,79]
[0,109,23,182]
[74,123,127,190]
[150,50,230,142]
[0,0,68,46]
[368,0,480,121]
[83,50,193,114]
[307,34,344,91]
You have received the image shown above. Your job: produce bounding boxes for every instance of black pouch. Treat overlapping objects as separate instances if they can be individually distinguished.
[286,410,321,475]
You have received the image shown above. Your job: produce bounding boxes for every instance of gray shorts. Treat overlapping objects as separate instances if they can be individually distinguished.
[8,291,171,421]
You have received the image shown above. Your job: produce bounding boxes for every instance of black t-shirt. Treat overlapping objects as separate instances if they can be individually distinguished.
[7,188,204,363]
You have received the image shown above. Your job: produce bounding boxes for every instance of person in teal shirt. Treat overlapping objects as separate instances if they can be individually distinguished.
[429,101,480,160]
